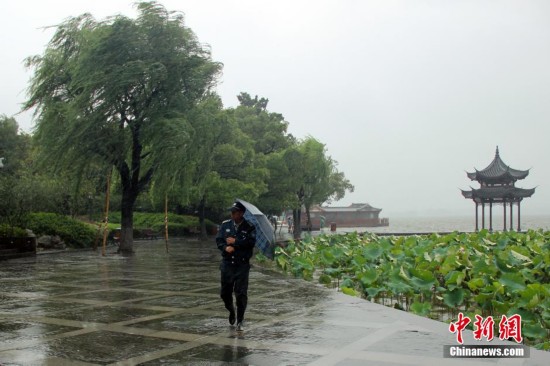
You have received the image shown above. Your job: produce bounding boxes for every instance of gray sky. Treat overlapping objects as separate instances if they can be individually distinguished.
[2,0,549,217]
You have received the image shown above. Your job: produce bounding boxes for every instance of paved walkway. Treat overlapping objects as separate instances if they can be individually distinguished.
[0,239,548,365]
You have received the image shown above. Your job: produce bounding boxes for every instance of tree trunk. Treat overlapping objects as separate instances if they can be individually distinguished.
[293,208,301,240]
[119,185,137,255]
[305,205,312,232]
[198,195,207,241]
[293,186,305,240]
[115,122,153,256]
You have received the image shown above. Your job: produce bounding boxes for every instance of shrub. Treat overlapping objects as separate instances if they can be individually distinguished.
[107,212,215,236]
[0,224,28,237]
[149,223,192,237]
[27,213,96,248]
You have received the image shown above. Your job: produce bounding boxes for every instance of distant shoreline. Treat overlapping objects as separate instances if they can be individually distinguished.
[333,214,550,234]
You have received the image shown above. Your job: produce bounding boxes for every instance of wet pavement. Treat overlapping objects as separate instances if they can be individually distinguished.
[0,238,549,365]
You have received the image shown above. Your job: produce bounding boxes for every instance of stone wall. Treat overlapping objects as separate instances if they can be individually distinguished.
[0,236,37,260]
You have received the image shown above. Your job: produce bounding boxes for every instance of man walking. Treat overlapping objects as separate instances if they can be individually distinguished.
[216,201,256,331]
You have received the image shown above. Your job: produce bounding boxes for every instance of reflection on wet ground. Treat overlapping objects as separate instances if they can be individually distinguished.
[1,238,549,365]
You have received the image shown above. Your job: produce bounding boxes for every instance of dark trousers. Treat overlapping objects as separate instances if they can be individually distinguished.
[220,260,250,322]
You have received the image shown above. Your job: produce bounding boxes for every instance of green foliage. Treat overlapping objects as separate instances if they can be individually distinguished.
[410,301,432,316]
[0,225,28,238]
[0,116,36,228]
[14,1,354,252]
[275,230,550,345]
[168,94,275,237]
[280,137,354,236]
[257,151,297,213]
[0,175,30,229]
[24,1,222,253]
[27,213,96,248]
[107,211,215,235]
[233,92,293,155]
[0,115,31,175]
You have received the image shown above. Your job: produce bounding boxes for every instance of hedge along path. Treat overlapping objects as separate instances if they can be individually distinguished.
[274,230,550,350]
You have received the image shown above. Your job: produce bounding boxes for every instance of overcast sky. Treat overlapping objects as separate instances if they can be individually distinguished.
[2,0,549,218]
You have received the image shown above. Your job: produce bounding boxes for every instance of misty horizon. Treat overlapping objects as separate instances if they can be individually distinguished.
[2,1,548,218]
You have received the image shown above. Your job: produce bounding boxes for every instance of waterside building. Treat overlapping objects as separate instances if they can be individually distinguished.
[303,203,389,229]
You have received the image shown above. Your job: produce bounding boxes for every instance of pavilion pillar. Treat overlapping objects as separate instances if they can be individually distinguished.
[509,202,513,231]
[481,203,485,229]
[475,202,479,231]
[503,201,507,231]
[517,201,521,232]
[489,202,493,232]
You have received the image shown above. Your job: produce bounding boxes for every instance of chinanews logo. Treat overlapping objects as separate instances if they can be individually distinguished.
[444,313,530,359]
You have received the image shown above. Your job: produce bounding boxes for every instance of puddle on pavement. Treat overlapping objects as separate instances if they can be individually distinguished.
[127,281,204,292]
[0,321,78,343]
[243,320,373,347]
[0,238,363,365]
[57,289,154,302]
[0,299,90,316]
[54,305,166,323]
[23,330,185,364]
[133,295,217,308]
[132,312,235,335]
[140,343,321,365]
[245,298,301,317]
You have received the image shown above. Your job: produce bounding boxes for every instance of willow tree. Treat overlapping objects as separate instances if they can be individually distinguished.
[286,137,354,238]
[185,95,269,239]
[24,2,221,254]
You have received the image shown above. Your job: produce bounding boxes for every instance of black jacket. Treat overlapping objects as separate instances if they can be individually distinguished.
[216,219,256,263]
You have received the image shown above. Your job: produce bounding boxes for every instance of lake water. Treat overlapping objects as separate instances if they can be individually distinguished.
[333,214,550,234]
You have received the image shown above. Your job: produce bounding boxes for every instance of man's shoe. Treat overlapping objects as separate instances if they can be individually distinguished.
[236,321,244,331]
[229,309,236,325]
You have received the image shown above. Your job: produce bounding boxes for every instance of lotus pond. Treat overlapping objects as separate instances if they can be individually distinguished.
[273,230,550,350]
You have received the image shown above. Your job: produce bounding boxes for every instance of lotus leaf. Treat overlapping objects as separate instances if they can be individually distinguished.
[318,274,332,285]
[360,268,378,286]
[499,273,526,292]
[410,301,431,316]
[363,243,383,260]
[466,277,485,292]
[274,230,550,345]
[365,287,383,298]
[443,288,464,308]
[522,322,548,340]
[341,287,358,296]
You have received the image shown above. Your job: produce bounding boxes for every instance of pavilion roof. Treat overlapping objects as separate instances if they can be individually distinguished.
[466,147,529,183]
[461,186,536,200]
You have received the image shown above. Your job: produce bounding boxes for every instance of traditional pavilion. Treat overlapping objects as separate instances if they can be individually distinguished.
[461,147,535,231]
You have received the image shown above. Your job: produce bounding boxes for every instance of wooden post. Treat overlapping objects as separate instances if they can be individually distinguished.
[164,194,169,253]
[503,201,507,231]
[517,201,521,231]
[509,202,513,231]
[101,169,112,256]
[475,202,479,232]
[93,222,102,251]
[489,201,493,232]
[481,203,485,229]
